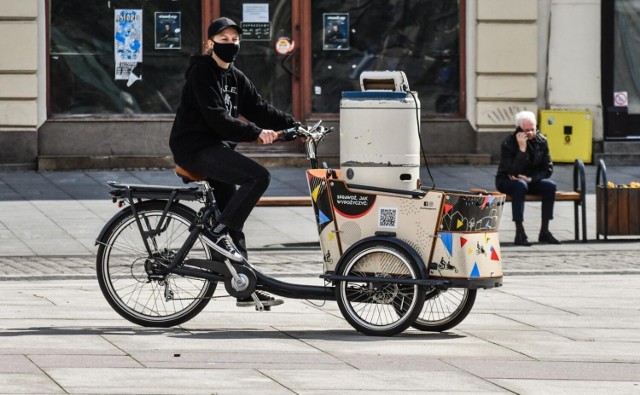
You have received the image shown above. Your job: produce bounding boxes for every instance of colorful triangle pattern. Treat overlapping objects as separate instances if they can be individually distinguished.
[490,246,499,261]
[470,263,480,278]
[318,210,330,225]
[441,233,453,256]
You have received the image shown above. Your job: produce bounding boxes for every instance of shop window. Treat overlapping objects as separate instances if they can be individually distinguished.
[49,0,201,115]
[311,0,461,115]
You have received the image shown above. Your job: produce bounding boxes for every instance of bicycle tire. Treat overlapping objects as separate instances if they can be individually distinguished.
[335,240,426,336]
[96,200,217,327]
[411,288,476,332]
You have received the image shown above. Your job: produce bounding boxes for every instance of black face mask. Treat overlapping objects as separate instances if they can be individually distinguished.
[213,41,240,63]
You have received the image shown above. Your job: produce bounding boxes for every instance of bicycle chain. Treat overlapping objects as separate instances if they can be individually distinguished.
[167,294,231,301]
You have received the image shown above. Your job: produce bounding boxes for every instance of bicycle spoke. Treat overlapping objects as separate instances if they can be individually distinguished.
[97,202,217,327]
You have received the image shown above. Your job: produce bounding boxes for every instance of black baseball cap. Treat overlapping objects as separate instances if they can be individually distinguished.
[207,17,242,38]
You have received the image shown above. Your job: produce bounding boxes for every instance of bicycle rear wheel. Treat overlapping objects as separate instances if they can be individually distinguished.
[96,201,216,327]
[412,288,476,332]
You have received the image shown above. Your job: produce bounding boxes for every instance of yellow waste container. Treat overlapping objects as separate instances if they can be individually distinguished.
[539,110,592,163]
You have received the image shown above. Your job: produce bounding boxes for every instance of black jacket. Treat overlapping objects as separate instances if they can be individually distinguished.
[170,55,295,165]
[495,130,553,185]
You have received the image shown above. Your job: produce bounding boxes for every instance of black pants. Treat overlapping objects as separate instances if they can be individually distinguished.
[183,143,270,235]
[496,178,556,222]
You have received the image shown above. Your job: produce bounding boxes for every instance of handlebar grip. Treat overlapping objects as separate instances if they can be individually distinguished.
[257,130,284,144]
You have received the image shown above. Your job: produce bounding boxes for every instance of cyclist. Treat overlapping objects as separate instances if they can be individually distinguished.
[169,17,297,307]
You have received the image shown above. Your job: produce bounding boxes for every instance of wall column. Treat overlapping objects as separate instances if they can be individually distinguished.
[472,0,539,159]
[0,0,39,168]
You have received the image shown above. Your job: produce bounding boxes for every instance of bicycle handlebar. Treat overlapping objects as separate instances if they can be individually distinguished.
[256,121,333,144]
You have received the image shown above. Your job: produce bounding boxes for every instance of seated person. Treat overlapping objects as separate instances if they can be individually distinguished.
[495,111,561,246]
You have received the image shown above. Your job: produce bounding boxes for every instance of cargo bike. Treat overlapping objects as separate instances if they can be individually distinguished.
[96,121,505,336]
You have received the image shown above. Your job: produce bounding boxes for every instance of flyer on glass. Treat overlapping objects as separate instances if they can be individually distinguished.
[114,9,143,80]
[155,12,181,49]
[323,13,349,50]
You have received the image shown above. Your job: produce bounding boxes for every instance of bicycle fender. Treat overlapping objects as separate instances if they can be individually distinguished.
[95,205,135,245]
[95,200,197,245]
[335,235,429,280]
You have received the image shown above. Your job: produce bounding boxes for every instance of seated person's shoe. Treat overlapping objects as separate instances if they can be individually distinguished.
[236,290,284,308]
[514,232,532,246]
[539,231,561,244]
[201,230,243,262]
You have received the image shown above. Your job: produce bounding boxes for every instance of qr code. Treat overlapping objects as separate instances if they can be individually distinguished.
[378,207,398,228]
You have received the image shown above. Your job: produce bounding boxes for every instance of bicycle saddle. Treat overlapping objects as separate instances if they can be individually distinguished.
[175,165,206,183]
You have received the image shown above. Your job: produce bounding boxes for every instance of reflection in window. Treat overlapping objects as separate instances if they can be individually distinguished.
[49,0,201,115]
[220,0,293,113]
[614,0,640,113]
[312,0,460,115]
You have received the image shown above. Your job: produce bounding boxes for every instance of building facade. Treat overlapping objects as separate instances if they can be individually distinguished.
[0,0,638,169]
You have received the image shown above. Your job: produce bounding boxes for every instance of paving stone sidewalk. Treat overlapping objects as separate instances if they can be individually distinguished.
[2,249,639,281]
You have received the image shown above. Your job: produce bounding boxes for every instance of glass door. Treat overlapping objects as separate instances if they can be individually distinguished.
[220,1,295,114]
[219,0,301,152]
[603,0,640,139]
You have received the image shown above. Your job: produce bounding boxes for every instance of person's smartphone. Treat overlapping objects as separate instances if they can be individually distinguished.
[515,126,523,132]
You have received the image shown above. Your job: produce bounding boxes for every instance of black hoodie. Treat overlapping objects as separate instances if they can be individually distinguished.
[169,55,295,165]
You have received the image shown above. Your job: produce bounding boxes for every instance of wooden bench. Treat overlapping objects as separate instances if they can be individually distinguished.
[256,159,588,242]
[256,196,311,207]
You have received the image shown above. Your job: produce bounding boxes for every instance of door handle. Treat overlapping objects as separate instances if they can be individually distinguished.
[281,48,299,78]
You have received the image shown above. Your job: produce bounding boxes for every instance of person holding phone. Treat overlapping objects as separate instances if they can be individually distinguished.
[495,111,561,246]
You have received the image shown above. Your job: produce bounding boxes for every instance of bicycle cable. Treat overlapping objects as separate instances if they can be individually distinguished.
[408,90,435,190]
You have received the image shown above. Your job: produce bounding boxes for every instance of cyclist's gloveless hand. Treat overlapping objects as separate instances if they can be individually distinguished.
[258,129,278,144]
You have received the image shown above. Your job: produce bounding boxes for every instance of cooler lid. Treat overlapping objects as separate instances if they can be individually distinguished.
[341,91,408,100]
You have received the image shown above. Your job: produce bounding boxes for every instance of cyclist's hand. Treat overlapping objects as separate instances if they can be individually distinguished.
[257,129,278,144]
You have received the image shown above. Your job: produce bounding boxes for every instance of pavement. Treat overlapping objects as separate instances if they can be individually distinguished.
[1,163,640,393]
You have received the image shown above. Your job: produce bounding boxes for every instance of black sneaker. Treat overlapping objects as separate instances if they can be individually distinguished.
[236,290,284,308]
[201,230,243,262]
[539,231,561,244]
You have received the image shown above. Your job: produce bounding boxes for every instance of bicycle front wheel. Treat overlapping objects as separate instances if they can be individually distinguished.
[336,241,425,336]
[96,201,216,327]
[412,288,476,332]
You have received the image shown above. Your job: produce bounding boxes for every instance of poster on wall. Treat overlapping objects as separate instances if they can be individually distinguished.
[241,3,270,41]
[155,12,181,49]
[323,13,349,50]
[114,9,143,80]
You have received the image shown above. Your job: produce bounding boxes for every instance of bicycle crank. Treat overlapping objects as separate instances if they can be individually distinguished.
[222,264,257,299]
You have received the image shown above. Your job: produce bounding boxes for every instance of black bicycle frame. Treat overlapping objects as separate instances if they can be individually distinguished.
[107,181,340,301]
